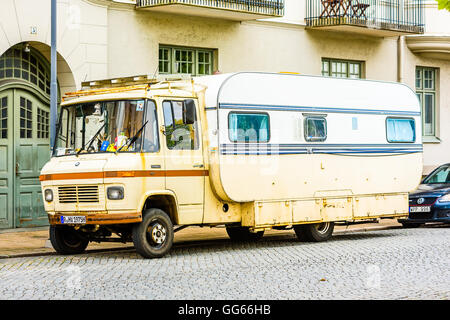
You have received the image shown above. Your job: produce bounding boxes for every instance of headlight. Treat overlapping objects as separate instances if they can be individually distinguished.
[438,194,450,203]
[107,186,124,200]
[44,189,53,202]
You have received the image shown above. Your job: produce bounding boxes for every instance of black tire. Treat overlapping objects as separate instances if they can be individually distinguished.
[132,208,174,259]
[293,222,334,242]
[401,222,422,228]
[226,226,264,241]
[49,225,89,255]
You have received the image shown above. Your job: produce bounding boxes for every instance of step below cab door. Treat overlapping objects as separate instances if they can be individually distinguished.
[161,98,205,225]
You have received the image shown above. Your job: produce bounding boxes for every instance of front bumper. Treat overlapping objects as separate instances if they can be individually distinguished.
[48,212,142,225]
[399,217,450,224]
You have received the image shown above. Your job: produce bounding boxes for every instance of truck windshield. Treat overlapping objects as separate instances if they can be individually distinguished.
[54,99,159,156]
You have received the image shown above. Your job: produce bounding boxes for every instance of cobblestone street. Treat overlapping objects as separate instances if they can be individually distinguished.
[0,226,448,300]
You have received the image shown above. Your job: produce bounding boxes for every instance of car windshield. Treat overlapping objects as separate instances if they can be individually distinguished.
[422,165,450,184]
[54,99,159,156]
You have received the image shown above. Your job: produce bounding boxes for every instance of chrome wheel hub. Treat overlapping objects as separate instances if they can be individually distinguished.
[150,223,167,244]
[315,222,330,234]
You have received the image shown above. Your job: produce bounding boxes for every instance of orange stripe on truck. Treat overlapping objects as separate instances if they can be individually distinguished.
[39,170,209,181]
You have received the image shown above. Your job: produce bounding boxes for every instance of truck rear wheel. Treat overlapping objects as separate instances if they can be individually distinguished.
[226,226,264,241]
[49,225,89,255]
[293,222,334,242]
[132,208,174,259]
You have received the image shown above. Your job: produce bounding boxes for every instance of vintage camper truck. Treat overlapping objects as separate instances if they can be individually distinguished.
[40,72,423,258]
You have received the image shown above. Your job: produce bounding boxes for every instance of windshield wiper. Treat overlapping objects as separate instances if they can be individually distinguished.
[77,122,106,156]
[116,121,148,153]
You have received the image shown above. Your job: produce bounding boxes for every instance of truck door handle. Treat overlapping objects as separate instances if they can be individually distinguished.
[193,164,204,168]
[151,165,161,169]
[15,163,19,176]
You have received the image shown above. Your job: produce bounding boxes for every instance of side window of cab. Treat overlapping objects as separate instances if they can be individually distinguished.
[162,100,199,150]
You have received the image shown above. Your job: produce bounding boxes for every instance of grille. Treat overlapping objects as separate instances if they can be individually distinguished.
[409,197,438,206]
[58,185,99,204]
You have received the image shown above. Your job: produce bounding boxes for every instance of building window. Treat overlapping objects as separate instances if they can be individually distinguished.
[0,97,7,139]
[19,97,32,139]
[416,67,437,137]
[0,47,51,96]
[322,59,363,79]
[37,108,49,139]
[159,46,214,76]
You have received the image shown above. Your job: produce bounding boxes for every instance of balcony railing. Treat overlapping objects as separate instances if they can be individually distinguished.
[306,0,424,34]
[136,0,285,19]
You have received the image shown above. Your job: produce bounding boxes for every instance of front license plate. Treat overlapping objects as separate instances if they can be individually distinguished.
[409,206,431,213]
[61,216,86,224]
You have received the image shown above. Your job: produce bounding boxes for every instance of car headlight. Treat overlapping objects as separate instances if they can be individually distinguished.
[44,189,53,202]
[438,194,450,203]
[107,186,124,200]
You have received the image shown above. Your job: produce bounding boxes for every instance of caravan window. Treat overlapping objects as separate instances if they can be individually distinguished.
[228,112,270,143]
[386,118,416,143]
[304,117,327,142]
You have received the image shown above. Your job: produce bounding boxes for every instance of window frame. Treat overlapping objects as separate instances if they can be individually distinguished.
[304,116,327,142]
[53,99,158,156]
[162,99,200,150]
[321,58,363,79]
[385,117,416,144]
[416,66,437,138]
[228,111,271,143]
[159,45,214,76]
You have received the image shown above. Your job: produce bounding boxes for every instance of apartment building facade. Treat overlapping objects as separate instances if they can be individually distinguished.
[0,0,449,228]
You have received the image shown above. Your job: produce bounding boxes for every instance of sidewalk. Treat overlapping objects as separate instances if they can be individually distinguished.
[0,219,402,259]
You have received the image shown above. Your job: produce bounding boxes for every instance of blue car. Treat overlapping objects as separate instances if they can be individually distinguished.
[400,163,450,227]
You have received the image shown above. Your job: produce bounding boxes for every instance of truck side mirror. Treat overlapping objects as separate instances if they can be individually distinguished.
[183,99,196,125]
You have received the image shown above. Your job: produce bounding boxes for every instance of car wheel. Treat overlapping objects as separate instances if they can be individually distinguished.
[49,225,89,255]
[226,226,264,241]
[293,222,334,242]
[132,208,174,259]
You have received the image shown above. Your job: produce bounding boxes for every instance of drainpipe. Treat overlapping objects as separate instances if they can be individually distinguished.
[397,36,405,83]
[50,0,57,155]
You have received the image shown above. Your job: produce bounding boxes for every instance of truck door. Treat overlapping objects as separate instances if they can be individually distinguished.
[161,99,205,224]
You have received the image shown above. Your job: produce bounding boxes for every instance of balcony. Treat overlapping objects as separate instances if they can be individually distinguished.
[305,0,424,36]
[135,0,285,21]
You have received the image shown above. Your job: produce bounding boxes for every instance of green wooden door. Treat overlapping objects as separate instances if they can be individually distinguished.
[0,90,14,228]
[14,89,50,227]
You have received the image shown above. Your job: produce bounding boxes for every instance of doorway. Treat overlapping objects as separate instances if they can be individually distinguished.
[0,88,50,228]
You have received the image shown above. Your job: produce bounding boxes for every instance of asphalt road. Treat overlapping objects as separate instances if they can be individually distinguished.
[0,226,448,300]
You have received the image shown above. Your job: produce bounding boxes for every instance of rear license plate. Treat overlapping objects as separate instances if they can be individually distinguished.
[409,206,431,213]
[61,216,86,224]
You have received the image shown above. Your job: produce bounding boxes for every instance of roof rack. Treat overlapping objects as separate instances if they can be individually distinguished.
[81,74,193,90]
[63,74,194,100]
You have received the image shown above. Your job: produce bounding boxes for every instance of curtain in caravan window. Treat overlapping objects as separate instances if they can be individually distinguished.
[386,118,416,143]
[228,113,270,143]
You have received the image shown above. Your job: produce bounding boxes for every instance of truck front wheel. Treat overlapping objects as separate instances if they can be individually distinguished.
[49,225,89,254]
[226,226,264,241]
[293,222,334,242]
[132,208,174,259]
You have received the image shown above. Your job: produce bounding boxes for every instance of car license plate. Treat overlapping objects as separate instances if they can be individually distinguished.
[60,216,86,224]
[409,206,431,213]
